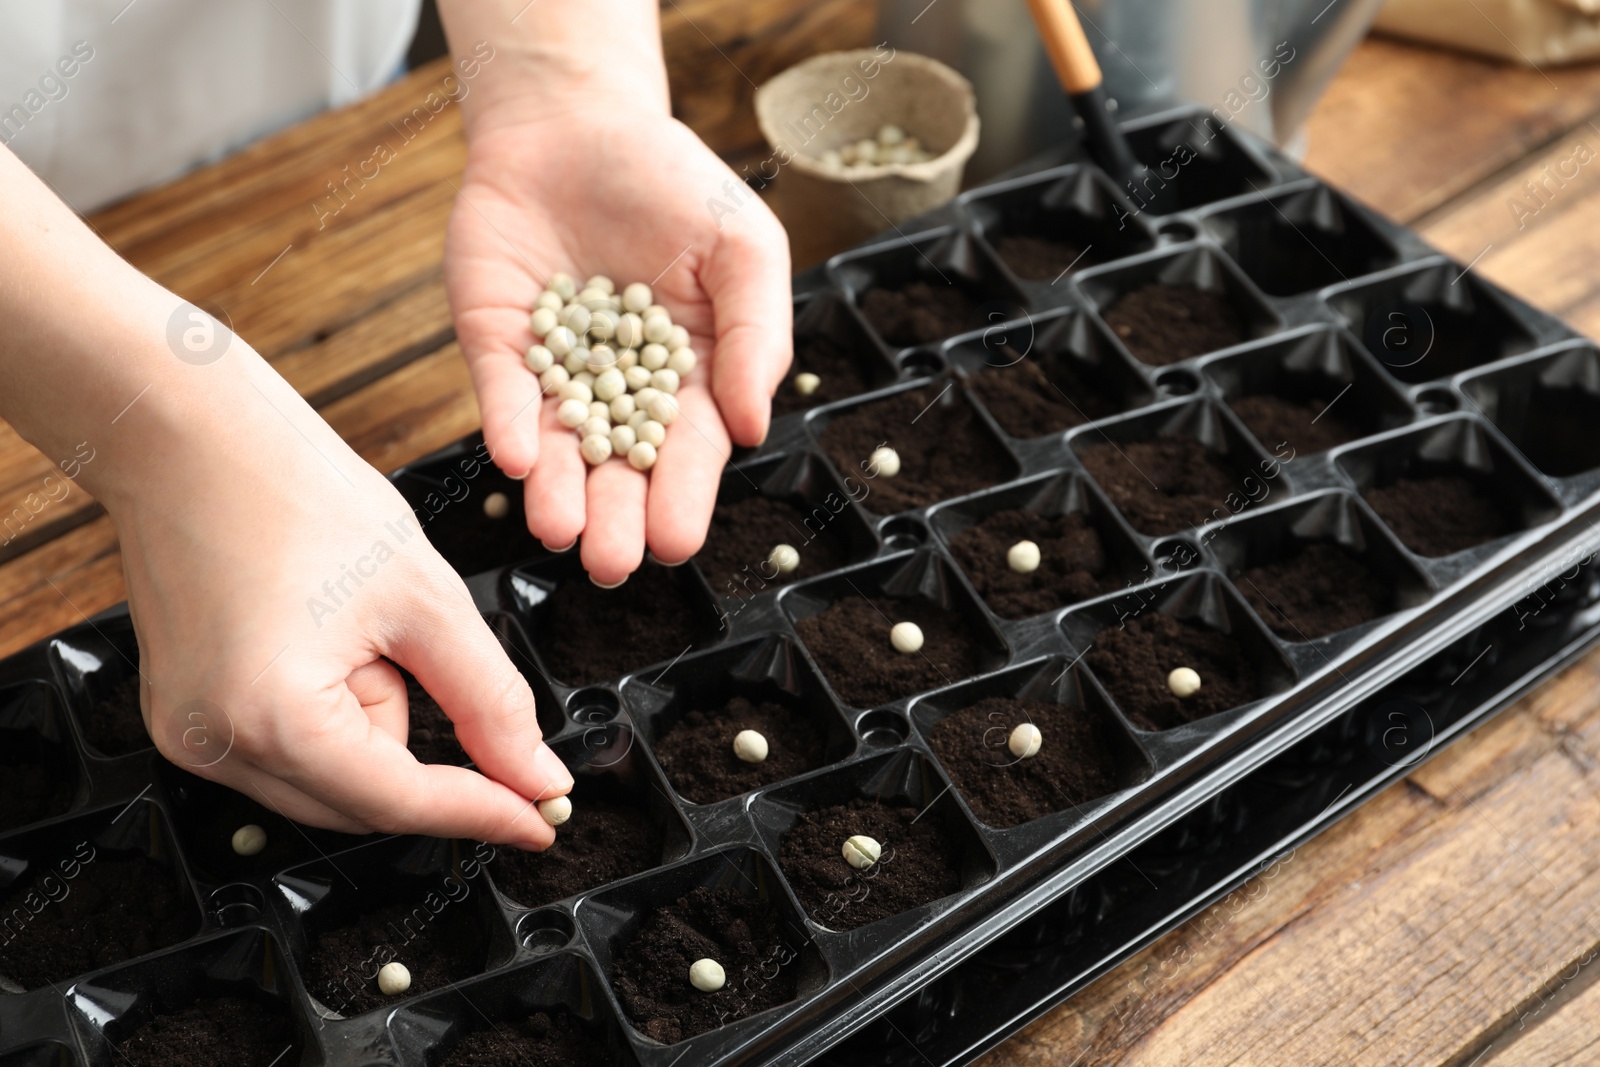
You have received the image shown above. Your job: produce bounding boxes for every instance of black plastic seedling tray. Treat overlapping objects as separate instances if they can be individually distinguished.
[6,104,1600,1067]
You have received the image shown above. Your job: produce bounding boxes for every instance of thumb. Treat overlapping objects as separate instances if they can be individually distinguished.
[705,210,793,447]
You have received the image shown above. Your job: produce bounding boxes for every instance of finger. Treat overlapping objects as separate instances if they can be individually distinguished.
[524,401,587,549]
[212,765,371,836]
[345,657,409,748]
[580,457,649,585]
[704,217,792,447]
[646,383,729,564]
[456,306,542,478]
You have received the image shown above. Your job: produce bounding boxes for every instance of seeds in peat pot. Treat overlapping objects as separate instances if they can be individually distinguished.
[994,233,1096,281]
[859,279,988,348]
[1078,434,1244,536]
[778,798,963,930]
[928,697,1133,828]
[967,355,1127,438]
[537,566,718,686]
[1363,474,1511,557]
[302,899,484,1016]
[1102,284,1246,365]
[1229,394,1364,456]
[948,509,1118,620]
[488,792,665,908]
[404,671,468,765]
[0,754,74,833]
[612,886,801,1044]
[114,996,299,1067]
[0,852,193,989]
[795,597,979,707]
[819,387,1014,513]
[1234,541,1396,640]
[772,332,875,417]
[84,672,152,756]
[1086,613,1263,731]
[652,696,827,804]
[694,497,848,594]
[440,1010,612,1067]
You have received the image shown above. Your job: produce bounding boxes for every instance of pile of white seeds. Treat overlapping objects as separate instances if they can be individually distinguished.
[526,273,694,472]
[818,125,936,171]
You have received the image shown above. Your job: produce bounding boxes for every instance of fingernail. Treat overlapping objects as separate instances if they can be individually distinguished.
[506,468,531,481]
[535,744,574,790]
[590,574,627,589]
[542,538,577,552]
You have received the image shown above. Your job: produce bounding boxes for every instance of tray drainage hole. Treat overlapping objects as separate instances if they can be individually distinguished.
[858,710,909,746]
[1157,219,1199,242]
[1153,538,1203,573]
[881,517,929,551]
[568,687,620,725]
[899,350,945,379]
[1414,386,1458,415]
[1155,368,1201,396]
[209,883,265,928]
[517,909,576,954]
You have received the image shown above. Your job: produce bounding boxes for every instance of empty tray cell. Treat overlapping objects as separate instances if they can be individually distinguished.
[1200,182,1400,296]
[1208,492,1434,642]
[752,749,995,931]
[693,451,878,600]
[910,657,1151,829]
[1079,246,1282,366]
[388,954,637,1066]
[950,307,1155,438]
[960,164,1156,283]
[1327,260,1538,384]
[391,434,542,577]
[929,470,1150,620]
[0,799,200,992]
[507,555,724,687]
[1204,327,1415,456]
[1460,343,1600,478]
[281,835,512,1018]
[64,929,303,1067]
[814,381,1019,514]
[775,293,898,418]
[485,728,691,909]
[1337,417,1562,558]
[1067,573,1298,732]
[626,637,855,805]
[784,552,1010,708]
[0,1047,72,1067]
[1073,399,1293,537]
[49,612,149,758]
[584,848,828,1044]
[0,682,79,834]
[1121,112,1277,211]
[831,228,1027,351]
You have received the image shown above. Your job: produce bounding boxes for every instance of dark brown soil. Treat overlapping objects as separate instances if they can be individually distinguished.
[115,997,298,1067]
[652,696,829,804]
[405,673,468,765]
[819,386,1014,514]
[967,354,1126,438]
[488,792,664,908]
[1079,435,1243,535]
[441,1011,610,1067]
[1364,474,1511,557]
[84,673,151,756]
[0,759,74,833]
[1103,285,1246,365]
[613,885,802,1044]
[1230,394,1363,455]
[796,597,979,707]
[1234,542,1395,640]
[778,798,963,930]
[0,852,194,989]
[948,509,1119,619]
[928,697,1135,827]
[302,898,484,1016]
[696,497,848,596]
[859,280,987,348]
[1086,613,1263,731]
[994,234,1092,281]
[538,566,718,685]
[772,331,879,418]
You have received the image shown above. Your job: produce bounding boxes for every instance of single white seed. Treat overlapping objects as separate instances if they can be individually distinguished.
[377,961,411,996]
[557,399,589,428]
[539,365,570,393]
[878,123,906,147]
[559,380,593,405]
[609,393,637,422]
[640,343,670,371]
[483,491,510,520]
[689,958,725,993]
[1167,667,1202,699]
[231,823,267,857]
[615,347,639,370]
[628,440,658,471]
[615,312,644,349]
[643,314,672,344]
[627,409,650,430]
[581,434,613,466]
[854,138,878,164]
[548,272,576,299]
[536,290,564,312]
[538,795,572,826]
[624,365,653,392]
[585,275,615,296]
[558,303,591,337]
[1007,540,1042,574]
[647,393,679,425]
[839,143,858,165]
[588,308,617,343]
[546,325,577,357]
[820,148,843,169]
[636,419,667,447]
[651,368,680,395]
[667,324,691,352]
[890,621,924,654]
[593,368,627,402]
[1008,722,1043,759]
[622,281,653,313]
[573,370,596,389]
[643,303,669,320]
[524,344,554,374]
[529,307,558,337]
[586,344,618,373]
[794,373,821,396]
[732,728,769,764]
[580,416,612,440]
[842,834,882,870]
[589,400,611,421]
[871,446,901,478]
[578,288,612,312]
[634,386,661,411]
[666,348,697,377]
[610,424,637,454]
[562,349,588,375]
[769,543,800,575]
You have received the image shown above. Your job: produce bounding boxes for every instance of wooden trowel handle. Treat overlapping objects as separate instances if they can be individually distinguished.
[1026,0,1104,94]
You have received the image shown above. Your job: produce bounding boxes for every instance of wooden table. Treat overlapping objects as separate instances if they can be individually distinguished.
[6,27,1600,1067]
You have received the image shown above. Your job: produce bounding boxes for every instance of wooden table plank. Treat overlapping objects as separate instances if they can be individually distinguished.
[1485,977,1600,1065]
